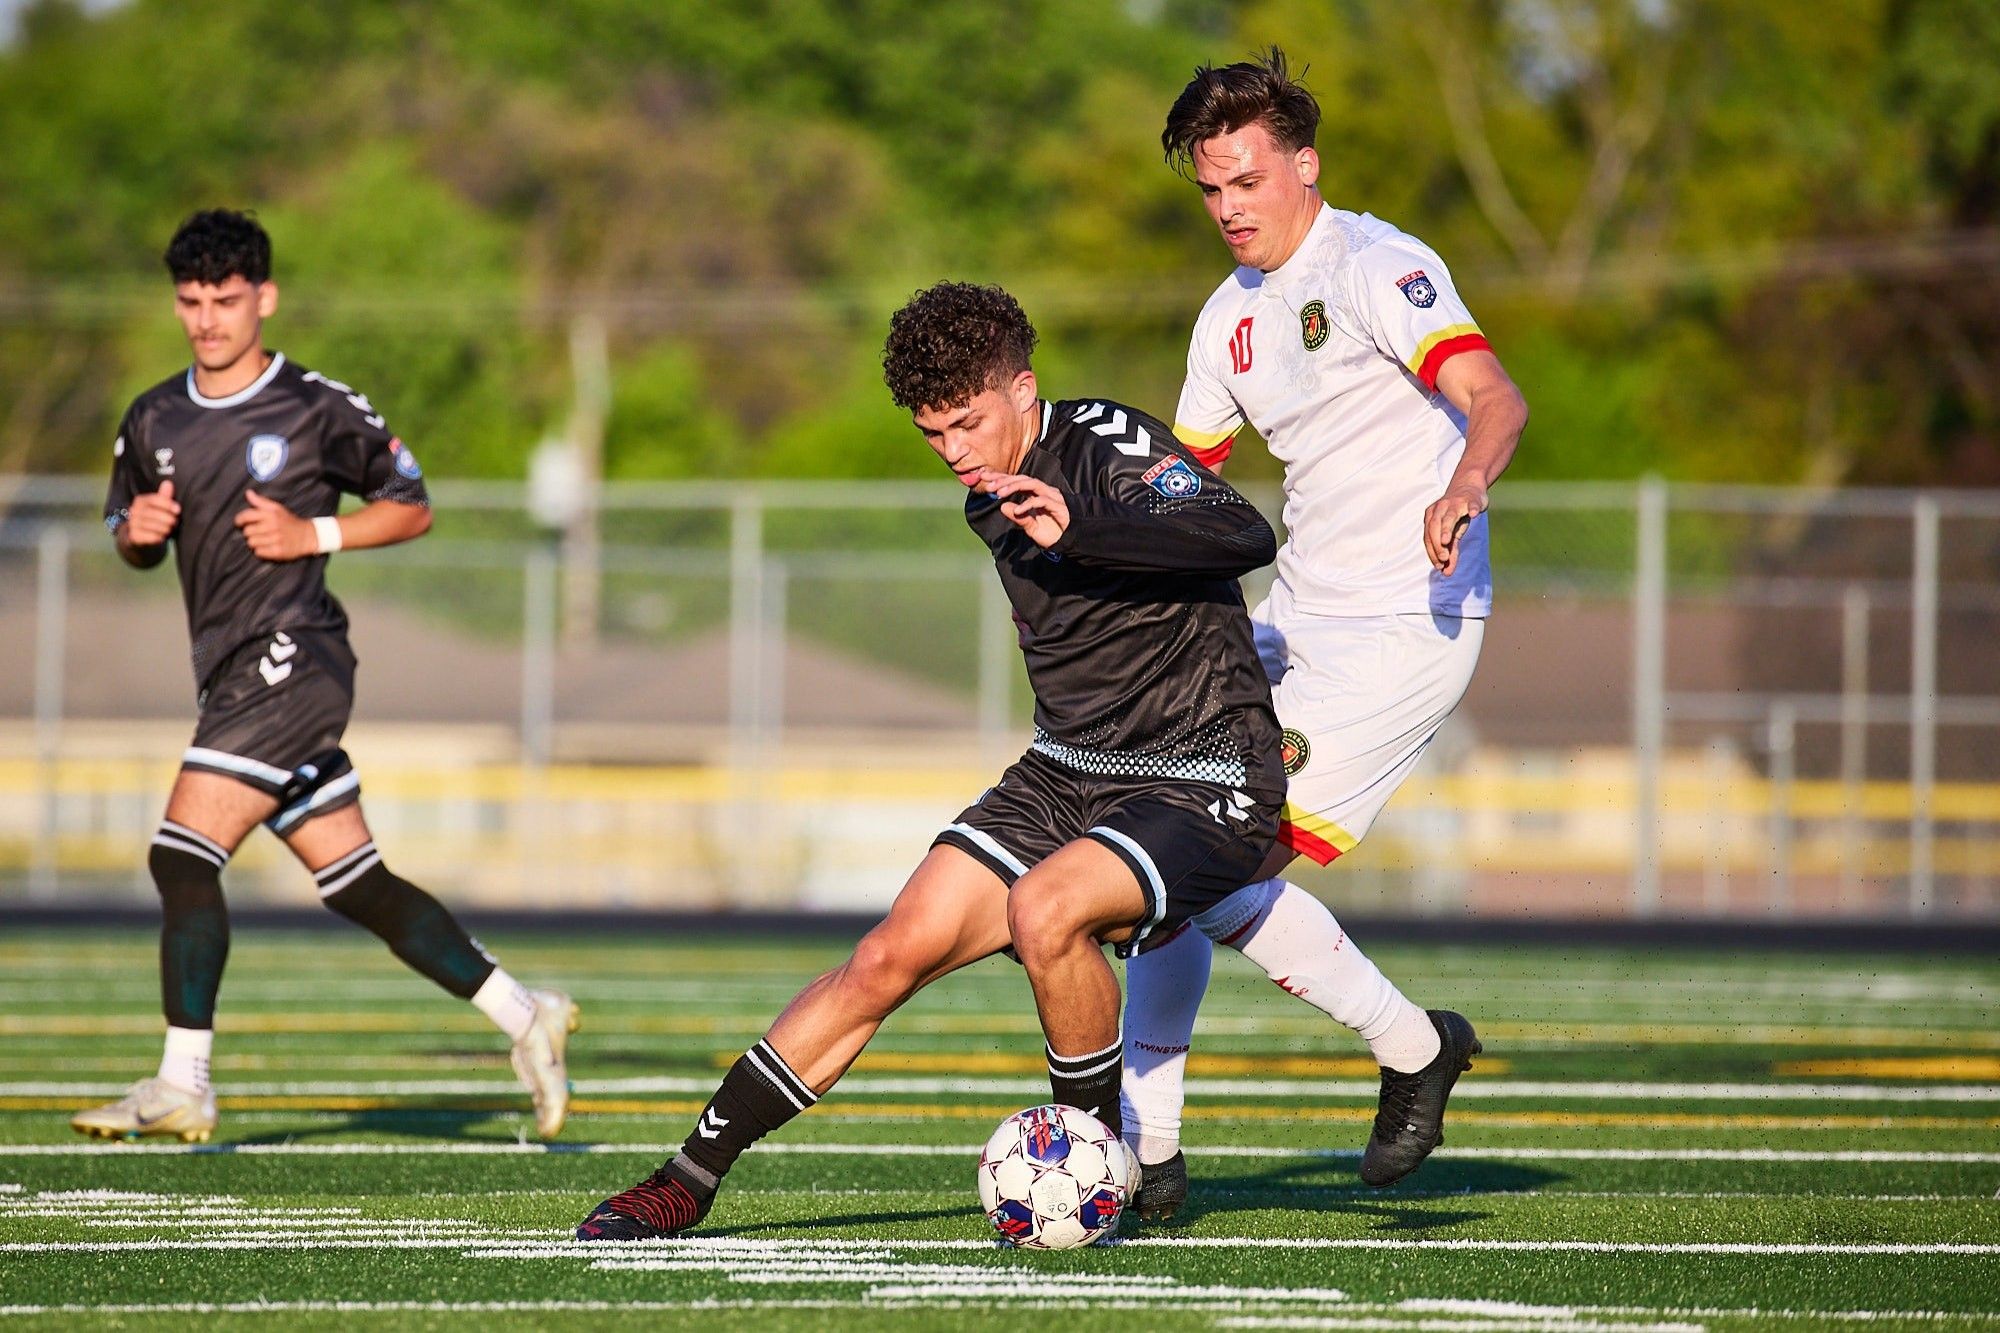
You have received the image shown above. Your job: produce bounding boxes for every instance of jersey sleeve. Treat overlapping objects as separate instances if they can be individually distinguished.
[1048,402,1275,578]
[102,404,147,535]
[314,375,430,507]
[1171,306,1246,470]
[1350,239,1491,392]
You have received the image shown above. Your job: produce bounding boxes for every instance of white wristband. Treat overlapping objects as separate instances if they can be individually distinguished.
[311,516,344,554]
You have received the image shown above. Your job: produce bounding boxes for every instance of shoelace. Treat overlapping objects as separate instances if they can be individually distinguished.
[1371,1066,1425,1140]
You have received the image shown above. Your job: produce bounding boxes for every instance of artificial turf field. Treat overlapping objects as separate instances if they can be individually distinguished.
[0,926,1994,1331]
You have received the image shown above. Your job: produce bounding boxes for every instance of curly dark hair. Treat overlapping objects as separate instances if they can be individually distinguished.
[882,281,1038,413]
[164,209,272,286]
[1162,46,1320,177]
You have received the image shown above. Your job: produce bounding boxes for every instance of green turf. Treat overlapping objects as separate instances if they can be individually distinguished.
[1,928,1995,1331]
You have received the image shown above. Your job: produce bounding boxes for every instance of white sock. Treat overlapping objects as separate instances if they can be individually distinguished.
[1119,922,1213,1165]
[158,1026,213,1095]
[1202,879,1442,1073]
[471,968,538,1041]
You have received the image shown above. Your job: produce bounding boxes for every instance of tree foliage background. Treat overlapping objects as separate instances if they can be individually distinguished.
[3,0,1997,488]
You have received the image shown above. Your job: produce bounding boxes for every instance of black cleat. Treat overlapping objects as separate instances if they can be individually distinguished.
[1358,1010,1481,1189]
[1132,1150,1188,1222]
[576,1158,714,1240]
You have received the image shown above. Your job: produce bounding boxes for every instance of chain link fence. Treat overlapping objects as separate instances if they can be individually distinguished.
[2,476,1994,918]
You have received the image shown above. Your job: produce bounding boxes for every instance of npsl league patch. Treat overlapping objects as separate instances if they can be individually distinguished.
[245,434,289,482]
[1141,454,1203,499]
[1280,727,1312,776]
[389,437,422,479]
[1396,270,1438,308]
[1299,299,1330,350]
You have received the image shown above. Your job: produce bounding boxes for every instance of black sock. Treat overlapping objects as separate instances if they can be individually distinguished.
[317,845,497,999]
[1048,1039,1124,1136]
[150,828,232,1028]
[677,1039,819,1182]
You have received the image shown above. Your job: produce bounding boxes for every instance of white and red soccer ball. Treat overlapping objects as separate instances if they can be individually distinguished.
[976,1103,1141,1249]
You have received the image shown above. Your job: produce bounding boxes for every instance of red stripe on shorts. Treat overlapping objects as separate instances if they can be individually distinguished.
[1278,820,1344,866]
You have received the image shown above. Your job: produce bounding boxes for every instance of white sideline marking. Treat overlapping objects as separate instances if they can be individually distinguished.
[1,1141,1995,1164]
[474,1237,2000,1258]
[13,1076,2000,1103]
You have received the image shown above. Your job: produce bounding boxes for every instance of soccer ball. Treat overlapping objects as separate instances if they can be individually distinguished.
[976,1103,1140,1249]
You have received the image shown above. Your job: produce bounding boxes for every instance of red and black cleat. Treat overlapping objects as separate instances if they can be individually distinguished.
[575,1160,714,1240]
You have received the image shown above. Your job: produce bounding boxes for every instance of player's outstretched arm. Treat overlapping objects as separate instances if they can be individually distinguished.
[114,481,178,569]
[234,491,432,562]
[1426,350,1527,576]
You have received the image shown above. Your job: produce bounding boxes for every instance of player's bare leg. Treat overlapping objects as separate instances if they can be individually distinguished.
[72,771,268,1142]
[1009,838,1147,1134]
[578,846,1012,1240]
[283,802,578,1138]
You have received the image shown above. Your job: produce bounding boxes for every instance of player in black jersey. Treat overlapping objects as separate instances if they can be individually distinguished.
[70,210,579,1145]
[576,281,1285,1240]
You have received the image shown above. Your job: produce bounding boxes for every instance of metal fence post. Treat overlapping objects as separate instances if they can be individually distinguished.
[30,524,70,901]
[727,494,766,899]
[1767,700,1796,915]
[1632,476,1668,916]
[520,541,558,768]
[977,566,1013,762]
[1839,584,1869,904]
[1910,495,1939,916]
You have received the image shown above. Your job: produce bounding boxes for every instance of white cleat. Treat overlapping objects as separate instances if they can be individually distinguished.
[510,989,581,1139]
[70,1077,217,1143]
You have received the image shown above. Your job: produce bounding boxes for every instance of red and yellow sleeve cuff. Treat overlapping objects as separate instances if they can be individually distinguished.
[1173,423,1237,470]
[1408,324,1490,390]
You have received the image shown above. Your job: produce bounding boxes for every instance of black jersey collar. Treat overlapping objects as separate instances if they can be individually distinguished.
[186,351,286,409]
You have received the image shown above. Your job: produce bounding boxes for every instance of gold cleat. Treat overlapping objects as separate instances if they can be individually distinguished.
[510,989,581,1139]
[70,1077,218,1143]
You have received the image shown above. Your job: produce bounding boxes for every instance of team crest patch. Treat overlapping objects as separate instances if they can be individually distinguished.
[1396,270,1438,308]
[389,437,422,479]
[246,434,289,482]
[1141,454,1203,498]
[1281,727,1312,776]
[1300,299,1330,350]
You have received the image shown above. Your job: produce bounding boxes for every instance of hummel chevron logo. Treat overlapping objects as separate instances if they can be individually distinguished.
[1073,402,1152,456]
[268,639,298,663]
[696,1107,731,1140]
[258,657,293,687]
[1206,790,1255,824]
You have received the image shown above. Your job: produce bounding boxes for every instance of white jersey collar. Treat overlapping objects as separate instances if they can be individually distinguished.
[186,351,286,409]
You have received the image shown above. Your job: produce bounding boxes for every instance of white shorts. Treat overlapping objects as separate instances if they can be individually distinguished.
[1252,582,1483,865]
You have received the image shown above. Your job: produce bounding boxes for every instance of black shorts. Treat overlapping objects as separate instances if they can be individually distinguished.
[183,628,361,835]
[934,748,1280,955]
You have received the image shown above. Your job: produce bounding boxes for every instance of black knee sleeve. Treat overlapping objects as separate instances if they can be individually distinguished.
[317,844,496,999]
[149,833,230,1029]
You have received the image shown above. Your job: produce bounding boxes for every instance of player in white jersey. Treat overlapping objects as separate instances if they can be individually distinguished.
[1121,48,1530,1215]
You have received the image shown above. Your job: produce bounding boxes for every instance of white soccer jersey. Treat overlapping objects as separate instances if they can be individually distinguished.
[1174,205,1493,618]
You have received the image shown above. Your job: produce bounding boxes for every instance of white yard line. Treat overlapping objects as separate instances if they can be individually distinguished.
[9,1077,2000,1102]
[0,1140,1995,1164]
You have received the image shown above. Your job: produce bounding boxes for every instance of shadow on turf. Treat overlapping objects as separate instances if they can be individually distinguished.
[705,1207,974,1238]
[229,1108,525,1143]
[1139,1156,1565,1232]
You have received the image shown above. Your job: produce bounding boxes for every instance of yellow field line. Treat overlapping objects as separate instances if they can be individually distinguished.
[1774,1056,2000,1079]
[4,1094,1992,1131]
[6,1013,1997,1051]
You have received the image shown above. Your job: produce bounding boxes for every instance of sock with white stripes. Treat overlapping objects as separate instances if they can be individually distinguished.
[471,967,539,1041]
[158,1025,213,1096]
[317,846,497,1001]
[677,1039,819,1182]
[149,830,231,1031]
[1048,1038,1124,1136]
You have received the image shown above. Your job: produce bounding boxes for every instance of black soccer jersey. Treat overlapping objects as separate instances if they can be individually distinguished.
[967,398,1285,799]
[103,353,430,689]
